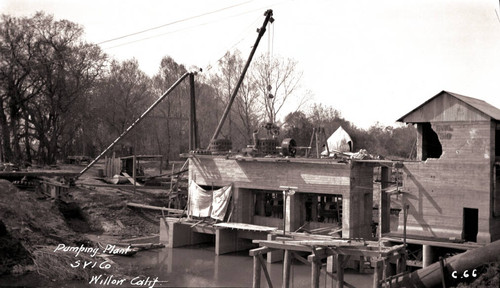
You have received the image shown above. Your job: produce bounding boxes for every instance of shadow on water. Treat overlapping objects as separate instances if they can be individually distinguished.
[0,244,373,287]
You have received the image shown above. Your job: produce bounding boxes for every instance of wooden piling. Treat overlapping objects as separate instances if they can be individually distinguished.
[373,259,383,288]
[311,258,320,288]
[258,254,273,288]
[253,255,261,288]
[250,247,274,288]
[396,252,405,274]
[336,254,344,288]
[283,250,291,288]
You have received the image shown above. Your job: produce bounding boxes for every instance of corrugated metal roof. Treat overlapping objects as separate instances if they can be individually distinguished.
[398,90,500,122]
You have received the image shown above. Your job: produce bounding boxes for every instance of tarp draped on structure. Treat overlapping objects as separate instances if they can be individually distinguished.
[188,181,212,217]
[322,126,353,156]
[211,185,232,221]
[188,180,233,220]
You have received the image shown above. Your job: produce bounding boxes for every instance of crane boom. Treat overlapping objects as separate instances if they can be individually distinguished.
[208,9,274,147]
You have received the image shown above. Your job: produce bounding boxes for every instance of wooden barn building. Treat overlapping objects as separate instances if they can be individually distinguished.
[395,90,500,249]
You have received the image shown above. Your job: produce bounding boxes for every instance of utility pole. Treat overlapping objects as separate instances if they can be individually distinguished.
[189,72,198,151]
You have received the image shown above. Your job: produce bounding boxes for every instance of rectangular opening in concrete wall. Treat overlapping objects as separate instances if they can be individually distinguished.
[253,190,283,218]
[253,190,285,228]
[421,123,442,160]
[305,194,342,224]
[462,207,478,242]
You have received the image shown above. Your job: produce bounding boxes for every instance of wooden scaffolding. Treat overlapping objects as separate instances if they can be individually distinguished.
[250,234,406,288]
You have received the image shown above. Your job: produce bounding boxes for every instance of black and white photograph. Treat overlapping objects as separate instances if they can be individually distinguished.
[1,0,500,287]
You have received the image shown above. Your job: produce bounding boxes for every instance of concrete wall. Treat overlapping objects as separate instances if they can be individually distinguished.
[190,156,376,239]
[400,121,494,243]
[189,156,351,194]
[232,187,254,224]
[343,162,375,239]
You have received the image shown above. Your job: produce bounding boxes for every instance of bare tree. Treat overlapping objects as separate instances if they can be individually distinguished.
[210,50,260,146]
[252,54,306,125]
[211,51,240,141]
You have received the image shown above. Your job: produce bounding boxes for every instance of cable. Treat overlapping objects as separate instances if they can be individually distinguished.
[201,15,262,73]
[103,8,262,51]
[97,0,254,45]
[103,0,290,71]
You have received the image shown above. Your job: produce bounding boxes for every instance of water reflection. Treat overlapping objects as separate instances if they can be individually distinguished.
[0,244,373,287]
[113,243,372,288]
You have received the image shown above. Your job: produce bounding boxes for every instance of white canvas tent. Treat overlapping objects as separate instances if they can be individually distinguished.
[321,126,353,156]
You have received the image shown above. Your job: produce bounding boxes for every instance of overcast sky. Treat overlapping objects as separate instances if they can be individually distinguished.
[3,0,500,129]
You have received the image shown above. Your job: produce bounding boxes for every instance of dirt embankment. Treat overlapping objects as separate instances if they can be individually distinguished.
[0,179,85,276]
[0,167,171,282]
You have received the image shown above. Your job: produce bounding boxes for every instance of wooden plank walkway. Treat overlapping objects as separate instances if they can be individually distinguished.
[213,222,277,232]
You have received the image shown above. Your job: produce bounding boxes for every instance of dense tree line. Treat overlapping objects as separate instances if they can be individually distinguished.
[0,13,415,165]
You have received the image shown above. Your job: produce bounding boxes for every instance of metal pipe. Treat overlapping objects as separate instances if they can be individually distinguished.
[208,10,274,147]
[390,240,500,287]
[79,72,191,177]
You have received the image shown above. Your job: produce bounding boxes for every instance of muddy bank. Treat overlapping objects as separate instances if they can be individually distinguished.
[0,166,166,284]
[0,179,85,276]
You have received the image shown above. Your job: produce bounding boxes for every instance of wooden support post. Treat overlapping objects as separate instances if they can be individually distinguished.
[258,254,273,288]
[169,163,175,198]
[396,253,405,274]
[380,167,391,235]
[253,255,261,288]
[327,255,335,273]
[383,258,391,285]
[307,249,329,288]
[311,258,320,288]
[336,254,344,288]
[267,234,283,263]
[283,250,291,288]
[373,259,383,288]
[250,246,274,288]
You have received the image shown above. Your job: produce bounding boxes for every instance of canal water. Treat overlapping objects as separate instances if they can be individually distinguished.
[121,244,374,287]
[1,244,373,287]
